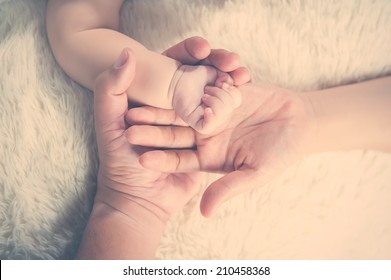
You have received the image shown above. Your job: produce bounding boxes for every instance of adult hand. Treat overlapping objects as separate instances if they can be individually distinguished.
[126,83,312,217]
[94,48,200,220]
[78,48,203,259]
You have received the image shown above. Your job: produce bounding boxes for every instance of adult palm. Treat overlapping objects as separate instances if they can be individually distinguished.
[127,83,311,217]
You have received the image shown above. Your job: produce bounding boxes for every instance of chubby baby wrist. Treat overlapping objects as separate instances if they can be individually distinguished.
[168,64,186,108]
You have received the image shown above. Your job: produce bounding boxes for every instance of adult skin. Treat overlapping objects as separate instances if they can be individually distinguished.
[76,39,251,259]
[126,76,391,217]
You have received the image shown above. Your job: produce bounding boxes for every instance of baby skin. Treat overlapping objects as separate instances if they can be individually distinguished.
[170,64,241,134]
[46,0,241,134]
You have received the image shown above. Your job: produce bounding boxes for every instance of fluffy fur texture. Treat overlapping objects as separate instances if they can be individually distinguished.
[0,0,390,259]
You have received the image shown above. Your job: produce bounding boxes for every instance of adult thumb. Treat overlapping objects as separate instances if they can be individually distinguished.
[200,168,258,218]
[94,48,136,133]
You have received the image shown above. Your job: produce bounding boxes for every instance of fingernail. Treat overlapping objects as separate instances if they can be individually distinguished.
[226,75,234,85]
[205,107,213,116]
[222,83,231,90]
[113,49,129,69]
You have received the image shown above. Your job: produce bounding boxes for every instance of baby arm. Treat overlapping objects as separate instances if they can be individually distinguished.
[46,0,178,108]
[46,0,241,133]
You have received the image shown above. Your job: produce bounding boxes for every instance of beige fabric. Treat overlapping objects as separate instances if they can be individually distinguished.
[0,0,390,259]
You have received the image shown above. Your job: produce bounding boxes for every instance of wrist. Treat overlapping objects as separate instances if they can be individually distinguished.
[168,64,186,109]
[299,77,391,153]
[297,91,320,155]
[299,89,344,154]
[96,173,171,224]
[76,198,166,259]
[92,196,167,231]
[80,185,167,259]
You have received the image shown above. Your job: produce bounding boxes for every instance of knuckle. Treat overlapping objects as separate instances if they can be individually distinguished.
[172,151,181,171]
[166,127,177,146]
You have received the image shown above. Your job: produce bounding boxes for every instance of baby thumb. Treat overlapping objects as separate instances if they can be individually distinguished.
[94,48,136,130]
[200,169,257,218]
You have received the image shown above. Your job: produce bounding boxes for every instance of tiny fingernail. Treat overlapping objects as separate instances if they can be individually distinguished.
[226,75,234,85]
[222,83,231,90]
[113,49,129,69]
[205,107,213,115]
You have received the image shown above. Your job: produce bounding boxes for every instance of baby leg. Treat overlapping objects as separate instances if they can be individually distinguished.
[171,65,241,134]
[170,65,216,130]
[200,82,242,134]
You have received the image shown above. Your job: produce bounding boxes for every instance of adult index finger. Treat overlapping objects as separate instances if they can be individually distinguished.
[126,106,188,126]
[126,125,195,149]
[139,150,201,173]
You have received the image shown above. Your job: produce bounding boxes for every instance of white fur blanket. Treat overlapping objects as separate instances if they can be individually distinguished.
[0,0,390,259]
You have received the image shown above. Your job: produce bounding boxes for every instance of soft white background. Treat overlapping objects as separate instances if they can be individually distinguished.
[0,0,390,259]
